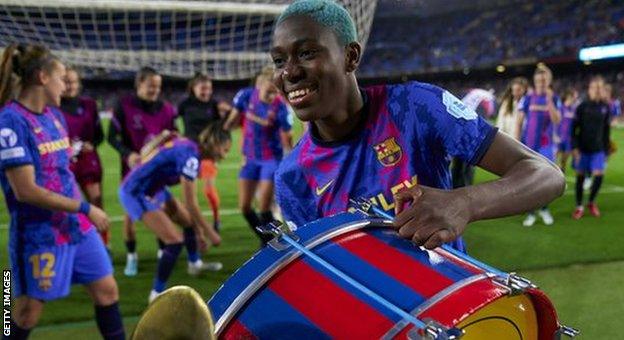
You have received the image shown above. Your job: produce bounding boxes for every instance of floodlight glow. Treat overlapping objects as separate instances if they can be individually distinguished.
[579,43,624,61]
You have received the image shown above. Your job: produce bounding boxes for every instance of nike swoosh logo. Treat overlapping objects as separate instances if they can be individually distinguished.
[315,179,334,196]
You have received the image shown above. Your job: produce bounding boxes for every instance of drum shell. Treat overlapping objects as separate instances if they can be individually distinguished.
[209,213,560,339]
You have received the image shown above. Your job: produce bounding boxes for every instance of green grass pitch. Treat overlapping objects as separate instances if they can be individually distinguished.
[1,120,623,339]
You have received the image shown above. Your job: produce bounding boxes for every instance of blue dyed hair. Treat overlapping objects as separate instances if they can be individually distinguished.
[277,0,358,46]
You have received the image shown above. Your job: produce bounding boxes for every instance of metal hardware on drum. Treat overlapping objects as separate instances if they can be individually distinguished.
[503,273,538,295]
[256,221,300,251]
[257,220,463,340]
[556,325,581,338]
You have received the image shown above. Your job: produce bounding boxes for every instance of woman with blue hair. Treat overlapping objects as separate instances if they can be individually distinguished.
[271,0,565,251]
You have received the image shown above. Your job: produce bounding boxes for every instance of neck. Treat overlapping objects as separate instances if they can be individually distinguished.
[314,79,364,142]
[535,88,546,95]
[18,89,48,113]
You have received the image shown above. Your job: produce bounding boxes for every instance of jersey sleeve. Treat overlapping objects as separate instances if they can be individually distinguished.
[276,102,293,132]
[412,83,497,165]
[274,161,315,227]
[179,147,200,181]
[233,88,252,112]
[0,114,34,170]
[518,95,530,114]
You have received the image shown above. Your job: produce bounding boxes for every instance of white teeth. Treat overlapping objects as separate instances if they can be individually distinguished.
[287,88,312,101]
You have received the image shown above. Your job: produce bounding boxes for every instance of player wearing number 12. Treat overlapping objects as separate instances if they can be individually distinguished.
[0,45,124,340]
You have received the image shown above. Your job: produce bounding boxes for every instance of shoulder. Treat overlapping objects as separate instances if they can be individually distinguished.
[80,96,96,106]
[0,105,29,132]
[48,106,66,121]
[379,81,457,112]
[275,136,307,179]
[162,100,175,113]
[233,87,253,101]
[0,103,22,122]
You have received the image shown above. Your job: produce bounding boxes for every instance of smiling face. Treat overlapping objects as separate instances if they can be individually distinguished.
[270,15,357,122]
[42,61,67,107]
[511,82,525,100]
[63,69,80,99]
[137,74,162,102]
[192,79,213,102]
[533,72,549,93]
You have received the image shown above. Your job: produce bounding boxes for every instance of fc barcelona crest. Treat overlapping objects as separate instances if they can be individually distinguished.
[373,137,402,167]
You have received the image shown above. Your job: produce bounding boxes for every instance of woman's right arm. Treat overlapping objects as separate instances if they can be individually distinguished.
[5,165,110,230]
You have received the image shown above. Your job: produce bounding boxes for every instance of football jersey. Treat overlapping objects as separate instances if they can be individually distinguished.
[520,92,562,150]
[557,103,576,144]
[0,101,92,251]
[60,96,102,145]
[111,94,177,153]
[233,87,292,161]
[609,99,621,118]
[178,95,221,142]
[275,82,497,251]
[121,137,200,196]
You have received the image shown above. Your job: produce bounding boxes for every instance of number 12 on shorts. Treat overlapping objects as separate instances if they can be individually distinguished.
[29,253,56,279]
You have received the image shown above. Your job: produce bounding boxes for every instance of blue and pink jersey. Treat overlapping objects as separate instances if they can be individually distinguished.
[519,92,562,150]
[0,101,92,251]
[233,87,292,161]
[275,82,497,252]
[557,103,576,146]
[121,137,200,196]
[609,99,621,119]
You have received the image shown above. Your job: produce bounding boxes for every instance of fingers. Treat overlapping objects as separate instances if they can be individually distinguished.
[393,186,423,226]
[401,221,454,250]
[422,229,453,250]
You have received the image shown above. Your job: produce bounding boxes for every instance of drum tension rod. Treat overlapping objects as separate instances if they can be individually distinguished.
[555,325,580,338]
[501,273,538,296]
[256,221,300,251]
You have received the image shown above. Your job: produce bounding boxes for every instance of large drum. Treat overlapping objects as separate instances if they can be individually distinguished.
[209,209,577,339]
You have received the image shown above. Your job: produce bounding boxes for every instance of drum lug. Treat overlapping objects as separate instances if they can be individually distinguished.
[407,320,464,340]
[256,221,300,251]
[497,272,537,295]
[555,325,580,338]
[349,197,376,217]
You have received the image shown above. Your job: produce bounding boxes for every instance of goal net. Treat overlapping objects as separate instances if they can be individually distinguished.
[0,0,378,80]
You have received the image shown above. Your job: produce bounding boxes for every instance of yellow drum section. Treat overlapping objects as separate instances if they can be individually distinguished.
[458,294,539,340]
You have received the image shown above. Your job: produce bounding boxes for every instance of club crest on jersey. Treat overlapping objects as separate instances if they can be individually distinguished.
[373,137,402,167]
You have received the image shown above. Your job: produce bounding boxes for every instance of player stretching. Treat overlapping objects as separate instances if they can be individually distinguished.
[108,67,198,277]
[178,73,231,233]
[271,0,565,251]
[0,44,124,340]
[224,68,293,245]
[518,65,562,227]
[572,76,612,219]
[119,126,226,302]
[60,67,109,248]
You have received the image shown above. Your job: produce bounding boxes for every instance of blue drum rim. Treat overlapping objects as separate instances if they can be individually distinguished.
[213,216,392,334]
